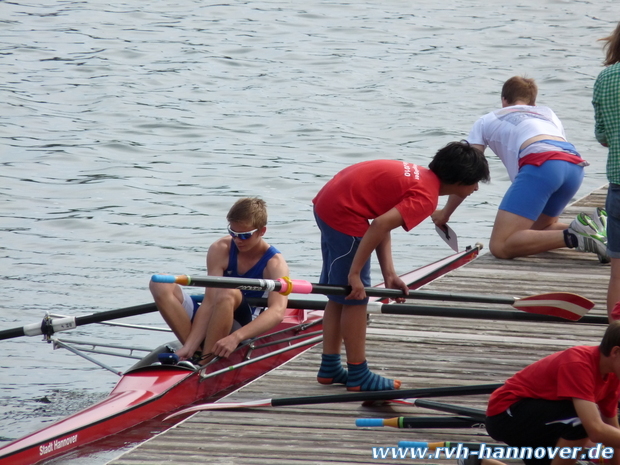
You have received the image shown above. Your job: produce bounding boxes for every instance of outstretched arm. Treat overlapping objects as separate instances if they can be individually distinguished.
[431,194,465,226]
[347,207,406,300]
[574,398,620,448]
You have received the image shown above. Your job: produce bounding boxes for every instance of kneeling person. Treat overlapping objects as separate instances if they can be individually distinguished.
[482,321,620,465]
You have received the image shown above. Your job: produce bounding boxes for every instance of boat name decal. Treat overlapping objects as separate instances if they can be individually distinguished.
[39,434,78,456]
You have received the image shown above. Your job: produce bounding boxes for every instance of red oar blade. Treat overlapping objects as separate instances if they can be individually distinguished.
[165,398,272,420]
[513,292,595,321]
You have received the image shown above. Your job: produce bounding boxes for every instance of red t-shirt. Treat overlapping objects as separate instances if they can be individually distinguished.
[487,346,620,419]
[312,160,441,237]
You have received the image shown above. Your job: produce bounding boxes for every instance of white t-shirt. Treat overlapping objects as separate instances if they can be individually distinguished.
[467,105,566,181]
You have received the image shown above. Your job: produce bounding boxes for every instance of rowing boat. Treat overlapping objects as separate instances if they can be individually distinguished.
[0,245,481,465]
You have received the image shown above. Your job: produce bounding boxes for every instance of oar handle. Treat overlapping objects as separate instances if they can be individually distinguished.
[356,418,386,427]
[151,275,313,296]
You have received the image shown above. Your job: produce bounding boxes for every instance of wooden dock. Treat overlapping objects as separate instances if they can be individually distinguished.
[108,187,611,465]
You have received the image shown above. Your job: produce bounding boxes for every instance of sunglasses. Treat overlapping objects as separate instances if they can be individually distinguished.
[227,225,258,240]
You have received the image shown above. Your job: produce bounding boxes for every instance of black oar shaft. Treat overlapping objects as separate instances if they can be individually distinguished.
[0,327,28,340]
[413,399,486,422]
[310,283,515,305]
[74,302,158,326]
[0,303,159,341]
[269,383,502,407]
[162,274,517,305]
[248,298,608,324]
[399,417,481,428]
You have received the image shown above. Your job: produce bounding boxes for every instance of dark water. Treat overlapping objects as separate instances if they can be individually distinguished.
[0,0,615,460]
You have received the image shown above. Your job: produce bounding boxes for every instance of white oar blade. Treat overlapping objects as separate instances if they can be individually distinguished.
[165,398,272,420]
[513,292,594,321]
[435,224,458,252]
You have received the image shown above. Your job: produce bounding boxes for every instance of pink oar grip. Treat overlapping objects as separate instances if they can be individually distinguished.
[277,278,313,295]
[290,279,313,294]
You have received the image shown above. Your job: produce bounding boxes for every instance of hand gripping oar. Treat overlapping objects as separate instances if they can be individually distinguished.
[248,298,607,324]
[164,383,502,420]
[357,399,486,425]
[0,303,158,341]
[151,275,594,321]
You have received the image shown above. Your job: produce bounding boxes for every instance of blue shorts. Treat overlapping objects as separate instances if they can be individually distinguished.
[606,183,620,259]
[180,291,258,327]
[499,160,584,221]
[314,210,370,305]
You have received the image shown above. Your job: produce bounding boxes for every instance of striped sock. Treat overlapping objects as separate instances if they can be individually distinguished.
[346,360,401,391]
[317,354,348,385]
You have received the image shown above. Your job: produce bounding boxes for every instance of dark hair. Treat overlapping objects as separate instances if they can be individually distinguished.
[599,321,620,356]
[501,76,537,106]
[600,21,620,66]
[428,140,490,185]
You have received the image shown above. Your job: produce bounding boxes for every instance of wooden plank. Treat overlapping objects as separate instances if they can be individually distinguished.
[108,187,610,465]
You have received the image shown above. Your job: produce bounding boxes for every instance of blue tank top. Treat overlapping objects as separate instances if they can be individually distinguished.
[225,242,281,299]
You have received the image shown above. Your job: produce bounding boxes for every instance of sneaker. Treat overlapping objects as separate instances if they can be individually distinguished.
[594,208,610,263]
[595,207,608,236]
[568,214,609,262]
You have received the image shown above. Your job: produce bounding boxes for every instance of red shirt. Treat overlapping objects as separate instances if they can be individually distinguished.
[312,160,441,237]
[487,346,620,419]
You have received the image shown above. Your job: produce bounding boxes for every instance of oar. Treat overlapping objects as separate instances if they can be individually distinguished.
[249,298,607,324]
[366,417,481,429]
[357,399,486,424]
[358,415,484,429]
[0,302,158,341]
[152,274,594,321]
[164,383,502,419]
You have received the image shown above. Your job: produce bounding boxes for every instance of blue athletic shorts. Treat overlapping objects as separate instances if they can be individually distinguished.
[180,290,257,326]
[606,183,620,259]
[314,210,370,305]
[499,160,584,221]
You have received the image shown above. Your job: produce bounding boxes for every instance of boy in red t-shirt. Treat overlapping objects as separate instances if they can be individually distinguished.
[312,141,489,391]
[482,321,620,465]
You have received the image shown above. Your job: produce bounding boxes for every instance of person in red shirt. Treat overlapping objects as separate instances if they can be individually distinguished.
[482,321,620,465]
[312,141,490,391]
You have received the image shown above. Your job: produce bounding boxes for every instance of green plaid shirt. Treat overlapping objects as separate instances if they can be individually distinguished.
[593,63,620,184]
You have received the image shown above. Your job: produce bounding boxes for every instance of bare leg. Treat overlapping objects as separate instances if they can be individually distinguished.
[550,437,589,465]
[608,258,620,322]
[322,300,344,354]
[149,281,191,343]
[175,288,241,362]
[490,210,567,259]
[340,303,368,363]
[200,288,243,358]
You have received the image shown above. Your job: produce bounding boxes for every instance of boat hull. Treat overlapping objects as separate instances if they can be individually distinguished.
[0,245,481,465]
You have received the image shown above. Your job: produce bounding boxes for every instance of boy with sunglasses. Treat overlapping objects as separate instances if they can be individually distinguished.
[313,141,490,391]
[149,197,289,365]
